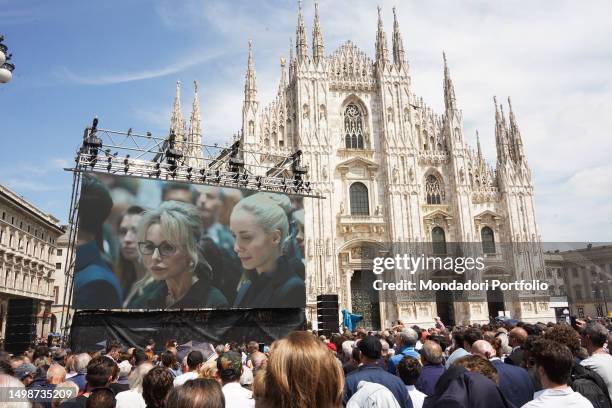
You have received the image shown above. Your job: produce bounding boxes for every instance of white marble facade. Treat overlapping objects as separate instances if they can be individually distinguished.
[175,4,554,328]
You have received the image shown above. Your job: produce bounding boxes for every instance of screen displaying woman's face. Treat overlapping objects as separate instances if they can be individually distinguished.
[142,223,191,281]
[230,211,280,273]
[119,213,142,262]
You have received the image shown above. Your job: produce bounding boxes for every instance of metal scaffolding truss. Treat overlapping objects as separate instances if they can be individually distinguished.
[71,118,320,197]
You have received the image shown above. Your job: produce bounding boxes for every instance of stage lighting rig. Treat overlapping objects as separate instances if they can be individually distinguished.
[164,130,183,173]
[81,118,103,167]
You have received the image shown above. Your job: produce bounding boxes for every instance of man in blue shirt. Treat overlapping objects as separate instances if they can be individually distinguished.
[344,335,413,408]
[388,328,420,375]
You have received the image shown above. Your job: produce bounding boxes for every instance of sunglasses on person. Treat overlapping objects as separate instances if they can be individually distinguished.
[138,241,178,257]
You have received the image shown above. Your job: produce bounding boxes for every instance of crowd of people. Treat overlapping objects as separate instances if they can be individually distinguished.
[73,174,306,310]
[2,317,612,407]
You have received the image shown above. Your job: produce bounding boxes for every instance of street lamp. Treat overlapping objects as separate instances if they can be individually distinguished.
[0,35,15,84]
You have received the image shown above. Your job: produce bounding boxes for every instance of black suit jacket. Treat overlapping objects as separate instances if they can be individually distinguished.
[505,347,524,366]
[492,359,535,407]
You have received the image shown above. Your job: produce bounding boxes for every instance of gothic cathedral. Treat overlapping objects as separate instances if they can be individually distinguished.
[176,3,553,328]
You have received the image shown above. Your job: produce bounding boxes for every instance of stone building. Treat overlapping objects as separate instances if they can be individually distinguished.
[550,245,612,318]
[0,184,64,340]
[172,4,554,328]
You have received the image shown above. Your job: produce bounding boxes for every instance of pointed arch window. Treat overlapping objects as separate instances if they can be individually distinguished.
[481,227,496,254]
[344,104,364,149]
[425,175,444,204]
[349,182,369,215]
[432,227,447,255]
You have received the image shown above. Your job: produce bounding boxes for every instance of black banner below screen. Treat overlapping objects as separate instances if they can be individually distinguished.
[70,309,306,352]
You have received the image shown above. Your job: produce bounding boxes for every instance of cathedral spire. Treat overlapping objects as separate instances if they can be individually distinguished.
[312,1,324,65]
[296,0,309,62]
[189,80,201,143]
[443,52,456,111]
[375,6,389,66]
[188,81,203,167]
[476,130,483,160]
[494,96,510,164]
[279,57,287,90]
[392,6,406,68]
[170,80,185,142]
[508,96,526,161]
[244,40,257,103]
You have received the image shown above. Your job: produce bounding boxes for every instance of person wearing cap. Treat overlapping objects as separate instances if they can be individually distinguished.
[344,335,413,408]
[15,363,37,387]
[217,351,254,408]
[73,174,123,309]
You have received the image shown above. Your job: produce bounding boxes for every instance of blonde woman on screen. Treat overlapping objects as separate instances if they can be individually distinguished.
[126,201,228,309]
[230,194,305,308]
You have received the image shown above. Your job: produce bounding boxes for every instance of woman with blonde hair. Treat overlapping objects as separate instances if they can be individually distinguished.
[255,331,344,408]
[230,194,305,308]
[127,201,228,309]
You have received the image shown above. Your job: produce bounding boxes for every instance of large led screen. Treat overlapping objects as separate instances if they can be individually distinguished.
[73,173,305,310]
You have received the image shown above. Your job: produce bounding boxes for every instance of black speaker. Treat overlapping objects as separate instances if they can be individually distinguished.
[317,294,339,337]
[5,298,37,355]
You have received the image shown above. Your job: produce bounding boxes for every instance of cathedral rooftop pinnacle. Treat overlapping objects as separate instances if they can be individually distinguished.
[312,1,324,65]
[189,80,201,140]
[392,6,406,68]
[443,51,456,111]
[296,0,309,62]
[170,80,185,140]
[244,40,257,103]
[375,6,389,66]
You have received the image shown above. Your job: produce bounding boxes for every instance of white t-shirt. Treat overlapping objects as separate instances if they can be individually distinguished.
[581,353,612,400]
[115,390,146,408]
[406,385,426,408]
[222,382,254,408]
[173,371,199,387]
[521,387,594,408]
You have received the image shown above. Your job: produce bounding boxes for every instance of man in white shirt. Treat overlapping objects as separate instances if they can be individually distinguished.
[522,339,592,408]
[173,350,203,387]
[217,351,254,408]
[396,355,427,408]
[581,322,612,400]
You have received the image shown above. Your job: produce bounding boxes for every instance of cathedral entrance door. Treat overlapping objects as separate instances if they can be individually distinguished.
[435,290,455,327]
[487,288,505,321]
[350,270,381,330]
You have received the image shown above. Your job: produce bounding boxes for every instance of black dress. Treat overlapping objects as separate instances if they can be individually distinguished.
[233,255,305,308]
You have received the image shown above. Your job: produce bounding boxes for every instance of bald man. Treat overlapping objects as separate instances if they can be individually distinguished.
[506,327,528,366]
[472,340,534,407]
[30,363,67,408]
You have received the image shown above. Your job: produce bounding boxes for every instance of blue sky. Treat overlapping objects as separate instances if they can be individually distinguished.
[1,0,611,241]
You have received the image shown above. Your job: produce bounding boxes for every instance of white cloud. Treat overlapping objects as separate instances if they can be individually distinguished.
[54,50,223,86]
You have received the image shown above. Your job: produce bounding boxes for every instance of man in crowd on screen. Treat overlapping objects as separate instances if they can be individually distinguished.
[73,174,123,309]
[161,182,197,205]
[196,185,235,252]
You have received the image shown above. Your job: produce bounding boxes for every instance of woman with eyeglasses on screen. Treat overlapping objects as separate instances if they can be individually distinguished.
[126,201,229,309]
[230,193,305,308]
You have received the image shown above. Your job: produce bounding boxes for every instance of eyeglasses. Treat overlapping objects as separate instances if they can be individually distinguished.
[138,241,178,257]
